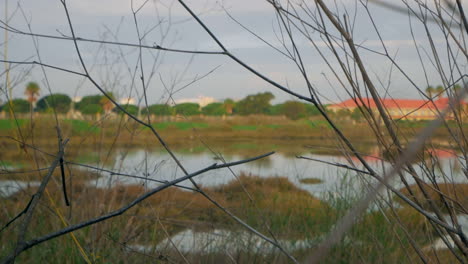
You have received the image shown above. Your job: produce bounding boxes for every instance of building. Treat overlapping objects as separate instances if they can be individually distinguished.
[119,97,136,105]
[327,97,466,120]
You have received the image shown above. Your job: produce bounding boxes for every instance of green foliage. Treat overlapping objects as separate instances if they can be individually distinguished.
[266,104,283,115]
[174,103,200,116]
[234,92,274,115]
[351,108,364,121]
[425,85,435,97]
[304,104,321,116]
[202,102,226,116]
[36,93,71,113]
[79,104,103,115]
[453,84,462,94]
[24,82,40,104]
[143,104,173,115]
[395,120,430,128]
[435,85,444,94]
[281,101,306,120]
[2,99,31,113]
[75,95,103,111]
[113,104,139,116]
[223,98,235,114]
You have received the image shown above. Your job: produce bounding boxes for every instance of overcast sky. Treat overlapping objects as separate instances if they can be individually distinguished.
[2,0,467,105]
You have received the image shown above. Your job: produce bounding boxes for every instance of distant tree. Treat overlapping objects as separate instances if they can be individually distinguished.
[2,99,30,113]
[75,95,103,111]
[36,93,72,113]
[80,104,103,115]
[174,103,200,116]
[435,85,444,98]
[453,84,462,95]
[266,103,283,115]
[304,104,321,116]
[425,85,435,98]
[143,104,173,115]
[99,92,115,113]
[234,92,274,115]
[24,82,40,108]
[281,101,307,120]
[223,99,235,115]
[202,102,226,116]
[113,104,139,116]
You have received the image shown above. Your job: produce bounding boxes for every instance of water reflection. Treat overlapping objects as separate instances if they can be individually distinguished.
[85,146,464,197]
[0,180,39,197]
[130,229,315,255]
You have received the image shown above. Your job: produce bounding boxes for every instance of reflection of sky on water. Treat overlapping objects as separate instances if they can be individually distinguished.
[87,148,465,197]
[0,181,40,197]
[129,228,316,255]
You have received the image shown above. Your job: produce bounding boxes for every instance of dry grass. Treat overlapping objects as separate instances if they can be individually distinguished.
[399,183,468,214]
[299,178,324,184]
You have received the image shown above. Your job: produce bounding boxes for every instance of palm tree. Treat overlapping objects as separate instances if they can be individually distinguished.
[453,84,462,95]
[435,85,444,99]
[223,98,235,115]
[24,82,40,109]
[425,85,435,98]
[100,92,115,113]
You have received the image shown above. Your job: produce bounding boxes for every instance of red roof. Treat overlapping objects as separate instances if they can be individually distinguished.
[329,97,459,110]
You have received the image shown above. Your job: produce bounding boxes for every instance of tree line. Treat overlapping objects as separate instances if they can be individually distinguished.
[0,83,322,120]
[3,82,458,120]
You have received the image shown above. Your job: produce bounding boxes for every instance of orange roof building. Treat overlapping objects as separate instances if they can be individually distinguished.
[327,97,465,120]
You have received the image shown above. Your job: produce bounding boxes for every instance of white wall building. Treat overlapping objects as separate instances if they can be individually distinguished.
[119,97,136,105]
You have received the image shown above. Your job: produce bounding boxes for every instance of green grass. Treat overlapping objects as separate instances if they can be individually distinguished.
[64,119,100,134]
[173,122,209,130]
[232,125,258,131]
[0,119,28,130]
[150,122,209,131]
[152,122,170,130]
[396,120,430,128]
[0,160,24,169]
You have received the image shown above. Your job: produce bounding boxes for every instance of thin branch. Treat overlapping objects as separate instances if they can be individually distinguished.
[1,152,274,263]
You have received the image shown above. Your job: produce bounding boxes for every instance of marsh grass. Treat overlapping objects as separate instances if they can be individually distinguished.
[299,178,324,184]
[1,167,455,263]
[0,116,466,263]
[399,183,468,214]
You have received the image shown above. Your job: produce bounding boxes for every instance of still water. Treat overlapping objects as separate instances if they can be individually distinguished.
[86,145,464,197]
[1,142,463,198]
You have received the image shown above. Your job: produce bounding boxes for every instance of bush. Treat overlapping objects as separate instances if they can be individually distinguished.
[202,103,226,116]
[174,103,200,116]
[281,101,307,120]
[234,92,274,115]
[1,99,31,113]
[36,94,71,113]
[143,104,173,115]
[75,95,103,111]
[113,104,139,116]
[79,104,103,115]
